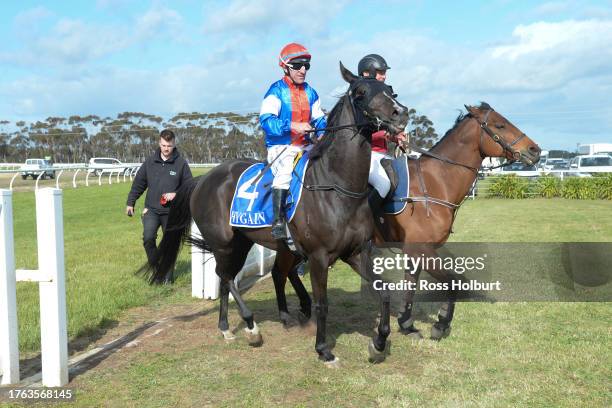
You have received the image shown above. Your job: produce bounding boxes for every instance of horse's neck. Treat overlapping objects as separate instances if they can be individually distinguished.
[424,119,484,203]
[314,100,371,193]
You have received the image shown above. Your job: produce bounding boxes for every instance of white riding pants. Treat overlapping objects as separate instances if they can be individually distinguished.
[369,151,392,197]
[267,144,305,189]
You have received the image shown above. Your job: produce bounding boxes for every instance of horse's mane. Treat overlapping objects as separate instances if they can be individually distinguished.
[429,102,492,151]
[309,94,348,161]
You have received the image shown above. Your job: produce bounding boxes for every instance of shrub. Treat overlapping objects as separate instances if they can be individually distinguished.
[536,175,561,198]
[592,173,612,200]
[488,175,530,199]
[561,177,598,199]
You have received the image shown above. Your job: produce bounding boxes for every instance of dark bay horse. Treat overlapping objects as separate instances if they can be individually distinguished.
[141,63,409,364]
[387,103,541,340]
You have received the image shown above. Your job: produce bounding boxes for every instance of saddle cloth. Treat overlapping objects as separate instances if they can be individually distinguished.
[383,155,411,215]
[229,151,310,228]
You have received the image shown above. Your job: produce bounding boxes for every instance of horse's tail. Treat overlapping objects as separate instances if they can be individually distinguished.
[138,176,200,285]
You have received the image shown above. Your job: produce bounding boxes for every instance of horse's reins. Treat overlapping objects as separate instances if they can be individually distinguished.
[300,88,395,199]
[397,108,527,219]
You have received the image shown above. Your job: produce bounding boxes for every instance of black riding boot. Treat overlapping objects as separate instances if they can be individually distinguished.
[272,188,288,240]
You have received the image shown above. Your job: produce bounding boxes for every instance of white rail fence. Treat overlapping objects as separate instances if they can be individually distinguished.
[0,188,68,387]
[0,183,274,387]
[0,163,219,190]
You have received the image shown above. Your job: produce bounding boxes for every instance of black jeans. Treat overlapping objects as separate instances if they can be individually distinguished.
[142,209,168,265]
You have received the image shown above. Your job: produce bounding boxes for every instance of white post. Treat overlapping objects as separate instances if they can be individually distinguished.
[191,220,220,300]
[203,251,219,300]
[258,245,266,276]
[0,189,19,384]
[36,188,68,387]
[191,221,205,298]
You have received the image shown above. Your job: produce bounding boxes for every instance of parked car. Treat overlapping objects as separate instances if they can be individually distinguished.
[541,158,567,171]
[20,158,55,180]
[88,158,130,176]
[567,154,612,177]
[498,162,540,178]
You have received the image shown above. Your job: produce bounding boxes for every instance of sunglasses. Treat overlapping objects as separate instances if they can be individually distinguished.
[287,61,310,71]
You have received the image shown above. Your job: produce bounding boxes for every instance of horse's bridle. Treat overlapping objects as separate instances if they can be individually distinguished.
[302,85,401,199]
[476,109,526,164]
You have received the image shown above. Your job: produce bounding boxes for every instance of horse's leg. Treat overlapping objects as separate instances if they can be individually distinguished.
[270,260,291,327]
[343,243,391,363]
[308,254,337,365]
[270,250,301,327]
[218,279,236,340]
[287,264,312,323]
[397,268,423,339]
[225,279,263,346]
[425,267,457,340]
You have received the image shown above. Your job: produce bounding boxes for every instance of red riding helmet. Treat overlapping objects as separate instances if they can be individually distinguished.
[278,43,311,67]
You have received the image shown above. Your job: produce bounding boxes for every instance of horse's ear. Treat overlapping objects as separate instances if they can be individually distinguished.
[340,61,358,84]
[465,104,477,115]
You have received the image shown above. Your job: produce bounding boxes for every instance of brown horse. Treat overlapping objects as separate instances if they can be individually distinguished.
[385,102,541,339]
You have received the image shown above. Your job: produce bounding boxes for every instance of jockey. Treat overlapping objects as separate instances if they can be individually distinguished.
[358,54,407,214]
[260,43,327,240]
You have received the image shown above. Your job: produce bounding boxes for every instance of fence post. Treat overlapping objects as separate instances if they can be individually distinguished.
[191,221,220,299]
[203,251,219,300]
[258,245,266,276]
[0,189,19,385]
[191,221,205,298]
[36,188,68,387]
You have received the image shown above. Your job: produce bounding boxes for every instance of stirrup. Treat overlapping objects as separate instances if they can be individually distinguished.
[272,222,287,240]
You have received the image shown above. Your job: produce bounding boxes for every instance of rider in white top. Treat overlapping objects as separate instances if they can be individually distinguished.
[358,54,407,216]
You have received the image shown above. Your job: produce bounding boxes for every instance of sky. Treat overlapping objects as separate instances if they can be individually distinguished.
[1,0,611,151]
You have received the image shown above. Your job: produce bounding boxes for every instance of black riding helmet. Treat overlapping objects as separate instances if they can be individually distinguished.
[358,54,390,77]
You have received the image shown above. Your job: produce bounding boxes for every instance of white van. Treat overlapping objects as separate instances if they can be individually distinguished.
[568,155,612,176]
[88,157,129,176]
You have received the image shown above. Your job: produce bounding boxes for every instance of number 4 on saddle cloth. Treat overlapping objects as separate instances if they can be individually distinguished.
[229,151,309,228]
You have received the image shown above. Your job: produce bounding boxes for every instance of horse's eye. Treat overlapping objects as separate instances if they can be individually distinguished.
[495,123,505,129]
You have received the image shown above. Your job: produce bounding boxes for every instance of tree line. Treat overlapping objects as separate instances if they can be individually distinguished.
[0,109,439,163]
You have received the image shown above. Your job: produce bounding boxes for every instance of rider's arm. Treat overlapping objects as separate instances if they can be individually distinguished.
[310,94,327,139]
[260,93,291,143]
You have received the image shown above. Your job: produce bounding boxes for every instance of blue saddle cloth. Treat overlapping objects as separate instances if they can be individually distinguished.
[229,152,310,228]
[383,155,410,215]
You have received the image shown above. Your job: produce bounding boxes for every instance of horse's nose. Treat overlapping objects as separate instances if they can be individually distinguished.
[398,107,409,125]
[529,145,541,158]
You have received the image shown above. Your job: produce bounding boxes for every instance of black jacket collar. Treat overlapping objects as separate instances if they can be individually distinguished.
[154,147,180,163]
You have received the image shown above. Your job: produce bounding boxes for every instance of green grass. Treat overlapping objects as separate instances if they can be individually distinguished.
[6,190,612,407]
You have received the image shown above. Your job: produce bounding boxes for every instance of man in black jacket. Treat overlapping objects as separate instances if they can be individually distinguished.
[126,129,192,272]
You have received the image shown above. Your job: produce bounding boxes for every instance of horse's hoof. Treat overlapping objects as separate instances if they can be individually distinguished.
[368,340,390,363]
[431,323,451,341]
[323,357,341,368]
[245,323,263,347]
[221,330,236,341]
[297,310,311,326]
[279,311,293,328]
[399,325,423,340]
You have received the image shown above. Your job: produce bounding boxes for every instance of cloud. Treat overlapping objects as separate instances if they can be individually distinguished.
[135,3,184,41]
[204,0,350,34]
[3,3,186,67]
[14,6,53,26]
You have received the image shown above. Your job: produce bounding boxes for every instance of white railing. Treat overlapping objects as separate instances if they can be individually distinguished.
[0,188,68,387]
